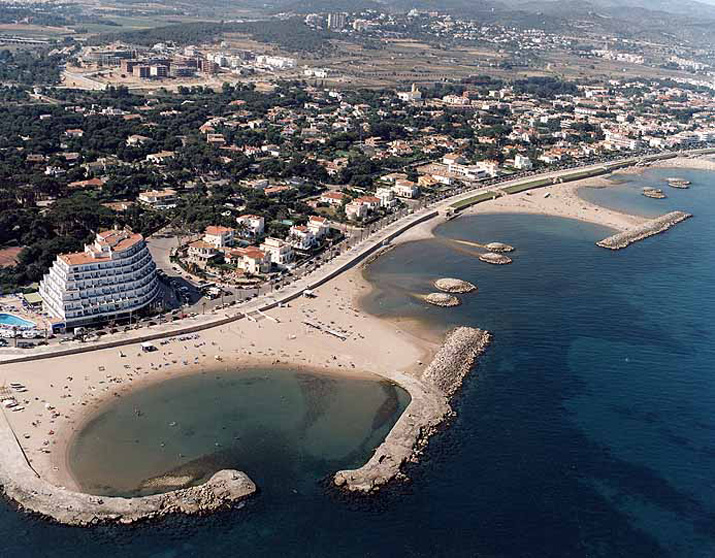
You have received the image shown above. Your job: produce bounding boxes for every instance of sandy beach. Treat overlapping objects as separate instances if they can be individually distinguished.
[465,177,647,230]
[3,171,637,492]
[0,267,437,493]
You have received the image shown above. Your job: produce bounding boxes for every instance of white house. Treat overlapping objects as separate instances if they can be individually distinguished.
[392,180,420,199]
[236,214,265,237]
[320,191,347,206]
[227,247,270,275]
[345,201,368,221]
[375,186,398,208]
[203,225,235,248]
[307,215,330,239]
[514,154,533,170]
[260,237,294,267]
[138,188,177,210]
[287,225,316,250]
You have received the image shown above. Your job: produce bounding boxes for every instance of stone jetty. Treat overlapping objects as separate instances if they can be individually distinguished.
[424,293,461,307]
[485,242,515,253]
[334,326,491,493]
[479,252,513,265]
[596,211,692,250]
[434,278,477,294]
[0,410,255,526]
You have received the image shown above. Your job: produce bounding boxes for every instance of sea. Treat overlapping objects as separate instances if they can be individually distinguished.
[1,167,714,557]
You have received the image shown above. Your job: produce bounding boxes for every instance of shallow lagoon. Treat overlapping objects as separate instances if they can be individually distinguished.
[69,366,410,497]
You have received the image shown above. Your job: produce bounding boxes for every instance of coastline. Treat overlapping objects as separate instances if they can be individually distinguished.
[0,154,708,525]
[0,265,456,524]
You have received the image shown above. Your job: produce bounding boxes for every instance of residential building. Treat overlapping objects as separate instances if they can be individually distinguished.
[375,186,399,208]
[236,214,265,237]
[307,215,330,239]
[227,247,270,274]
[145,151,175,164]
[398,83,423,102]
[138,188,177,210]
[327,12,347,30]
[345,201,368,221]
[203,226,235,248]
[392,181,420,199]
[187,240,218,268]
[514,154,533,170]
[39,229,159,328]
[320,191,347,206]
[260,237,294,267]
[287,225,316,251]
[126,134,150,147]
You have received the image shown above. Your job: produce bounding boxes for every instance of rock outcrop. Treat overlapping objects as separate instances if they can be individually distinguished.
[485,242,515,253]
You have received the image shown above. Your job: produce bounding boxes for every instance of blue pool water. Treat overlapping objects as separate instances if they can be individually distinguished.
[0,313,35,328]
[1,167,713,557]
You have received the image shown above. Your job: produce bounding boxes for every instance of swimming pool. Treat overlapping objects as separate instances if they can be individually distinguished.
[0,313,36,329]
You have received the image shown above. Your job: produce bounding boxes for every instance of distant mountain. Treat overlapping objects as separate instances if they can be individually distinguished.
[501,0,715,19]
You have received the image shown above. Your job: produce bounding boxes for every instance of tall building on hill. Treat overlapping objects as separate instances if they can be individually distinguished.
[39,229,159,329]
[327,13,346,30]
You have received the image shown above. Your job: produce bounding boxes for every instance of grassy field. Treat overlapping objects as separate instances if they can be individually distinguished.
[451,191,500,210]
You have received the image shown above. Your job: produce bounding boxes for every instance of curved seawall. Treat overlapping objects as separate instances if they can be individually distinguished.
[0,410,255,525]
[334,327,492,492]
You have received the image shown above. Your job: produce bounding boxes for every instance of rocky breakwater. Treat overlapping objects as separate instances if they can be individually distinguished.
[479,252,512,265]
[485,242,515,253]
[333,326,491,493]
[596,211,692,250]
[423,293,461,307]
[0,411,255,525]
[434,278,477,294]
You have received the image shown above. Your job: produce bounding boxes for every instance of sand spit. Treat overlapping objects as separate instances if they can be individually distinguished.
[596,211,692,250]
[479,252,513,265]
[0,408,255,525]
[434,278,477,294]
[333,327,491,493]
[485,242,515,253]
[423,293,461,307]
[653,156,715,171]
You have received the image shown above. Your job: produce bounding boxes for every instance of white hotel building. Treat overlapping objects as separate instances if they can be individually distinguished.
[39,229,159,328]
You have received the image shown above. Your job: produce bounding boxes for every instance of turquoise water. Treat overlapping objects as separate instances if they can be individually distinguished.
[0,168,714,557]
[68,366,410,497]
[0,313,35,328]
